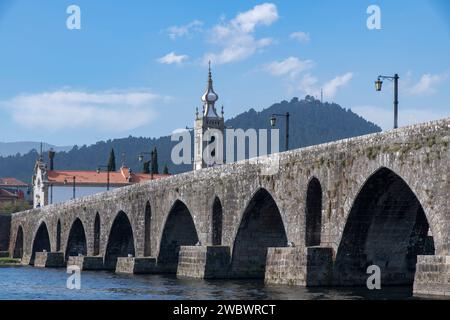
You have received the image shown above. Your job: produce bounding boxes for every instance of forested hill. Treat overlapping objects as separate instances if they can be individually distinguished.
[0,96,381,183]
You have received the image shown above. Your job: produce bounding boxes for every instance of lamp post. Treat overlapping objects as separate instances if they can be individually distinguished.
[270,112,290,151]
[138,152,153,179]
[97,165,110,191]
[375,74,400,129]
[64,176,76,199]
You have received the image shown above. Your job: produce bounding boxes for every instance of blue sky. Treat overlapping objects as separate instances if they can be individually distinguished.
[0,0,449,146]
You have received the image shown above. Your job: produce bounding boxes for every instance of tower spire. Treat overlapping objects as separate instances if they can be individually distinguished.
[201,61,219,118]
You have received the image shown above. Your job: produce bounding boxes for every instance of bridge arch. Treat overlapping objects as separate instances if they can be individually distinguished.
[334,167,435,286]
[157,199,199,273]
[13,225,24,259]
[231,188,288,278]
[93,213,100,256]
[104,211,135,269]
[305,177,322,247]
[30,221,51,265]
[144,202,152,256]
[65,218,87,261]
[212,197,223,246]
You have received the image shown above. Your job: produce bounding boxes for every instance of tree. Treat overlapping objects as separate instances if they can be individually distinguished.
[108,149,116,172]
[142,160,150,174]
[163,164,169,175]
[151,147,159,174]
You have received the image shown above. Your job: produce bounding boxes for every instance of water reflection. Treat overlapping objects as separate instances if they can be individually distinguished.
[0,266,429,300]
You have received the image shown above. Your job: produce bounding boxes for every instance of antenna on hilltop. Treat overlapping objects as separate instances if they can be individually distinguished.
[321,89,323,104]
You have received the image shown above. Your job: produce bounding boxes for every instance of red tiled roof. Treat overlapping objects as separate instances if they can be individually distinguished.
[0,188,19,199]
[47,166,169,186]
[0,178,29,187]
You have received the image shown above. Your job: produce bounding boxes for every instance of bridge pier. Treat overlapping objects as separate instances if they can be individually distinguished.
[177,246,230,279]
[115,257,158,274]
[34,252,65,268]
[413,255,450,297]
[265,247,333,286]
[67,256,105,271]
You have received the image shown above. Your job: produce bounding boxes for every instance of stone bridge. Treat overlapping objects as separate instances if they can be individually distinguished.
[7,118,450,295]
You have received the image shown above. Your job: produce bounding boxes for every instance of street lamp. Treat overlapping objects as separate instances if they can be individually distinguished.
[375,74,400,129]
[270,112,290,151]
[97,165,110,191]
[138,152,154,179]
[64,176,76,199]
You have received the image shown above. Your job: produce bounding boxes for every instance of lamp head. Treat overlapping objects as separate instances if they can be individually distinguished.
[375,78,383,92]
[270,115,277,127]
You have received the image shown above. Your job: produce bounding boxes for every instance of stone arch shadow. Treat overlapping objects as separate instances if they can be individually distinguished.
[104,211,135,270]
[93,212,101,256]
[305,176,323,247]
[211,196,223,246]
[157,199,199,273]
[230,187,288,279]
[13,225,24,259]
[56,219,62,252]
[30,221,51,265]
[64,217,88,262]
[333,167,436,287]
[144,201,152,256]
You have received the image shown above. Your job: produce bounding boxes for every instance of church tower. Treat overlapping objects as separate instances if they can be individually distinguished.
[193,62,225,171]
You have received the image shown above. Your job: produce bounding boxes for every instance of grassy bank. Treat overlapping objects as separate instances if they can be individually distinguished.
[0,257,21,265]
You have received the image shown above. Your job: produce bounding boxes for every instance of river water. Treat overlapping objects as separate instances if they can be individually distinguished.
[0,265,432,300]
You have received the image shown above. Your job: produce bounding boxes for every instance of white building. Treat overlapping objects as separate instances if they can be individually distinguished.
[32,152,169,208]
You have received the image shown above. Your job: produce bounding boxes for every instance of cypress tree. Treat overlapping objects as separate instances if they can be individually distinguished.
[107,149,116,172]
[151,147,159,174]
[142,160,150,174]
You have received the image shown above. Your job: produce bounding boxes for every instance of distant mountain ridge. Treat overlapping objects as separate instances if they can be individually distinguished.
[0,96,381,183]
[0,142,72,157]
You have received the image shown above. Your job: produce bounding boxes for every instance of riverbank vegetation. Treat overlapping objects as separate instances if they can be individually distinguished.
[0,257,20,265]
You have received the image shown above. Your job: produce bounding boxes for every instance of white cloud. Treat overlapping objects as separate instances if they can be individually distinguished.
[408,73,448,96]
[1,90,164,132]
[352,105,450,131]
[264,57,314,78]
[157,52,189,65]
[298,73,319,95]
[323,73,353,98]
[233,3,279,33]
[290,31,310,44]
[297,72,353,99]
[167,20,203,39]
[203,3,279,65]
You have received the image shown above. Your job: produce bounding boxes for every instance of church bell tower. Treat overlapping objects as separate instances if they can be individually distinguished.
[193,62,225,171]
